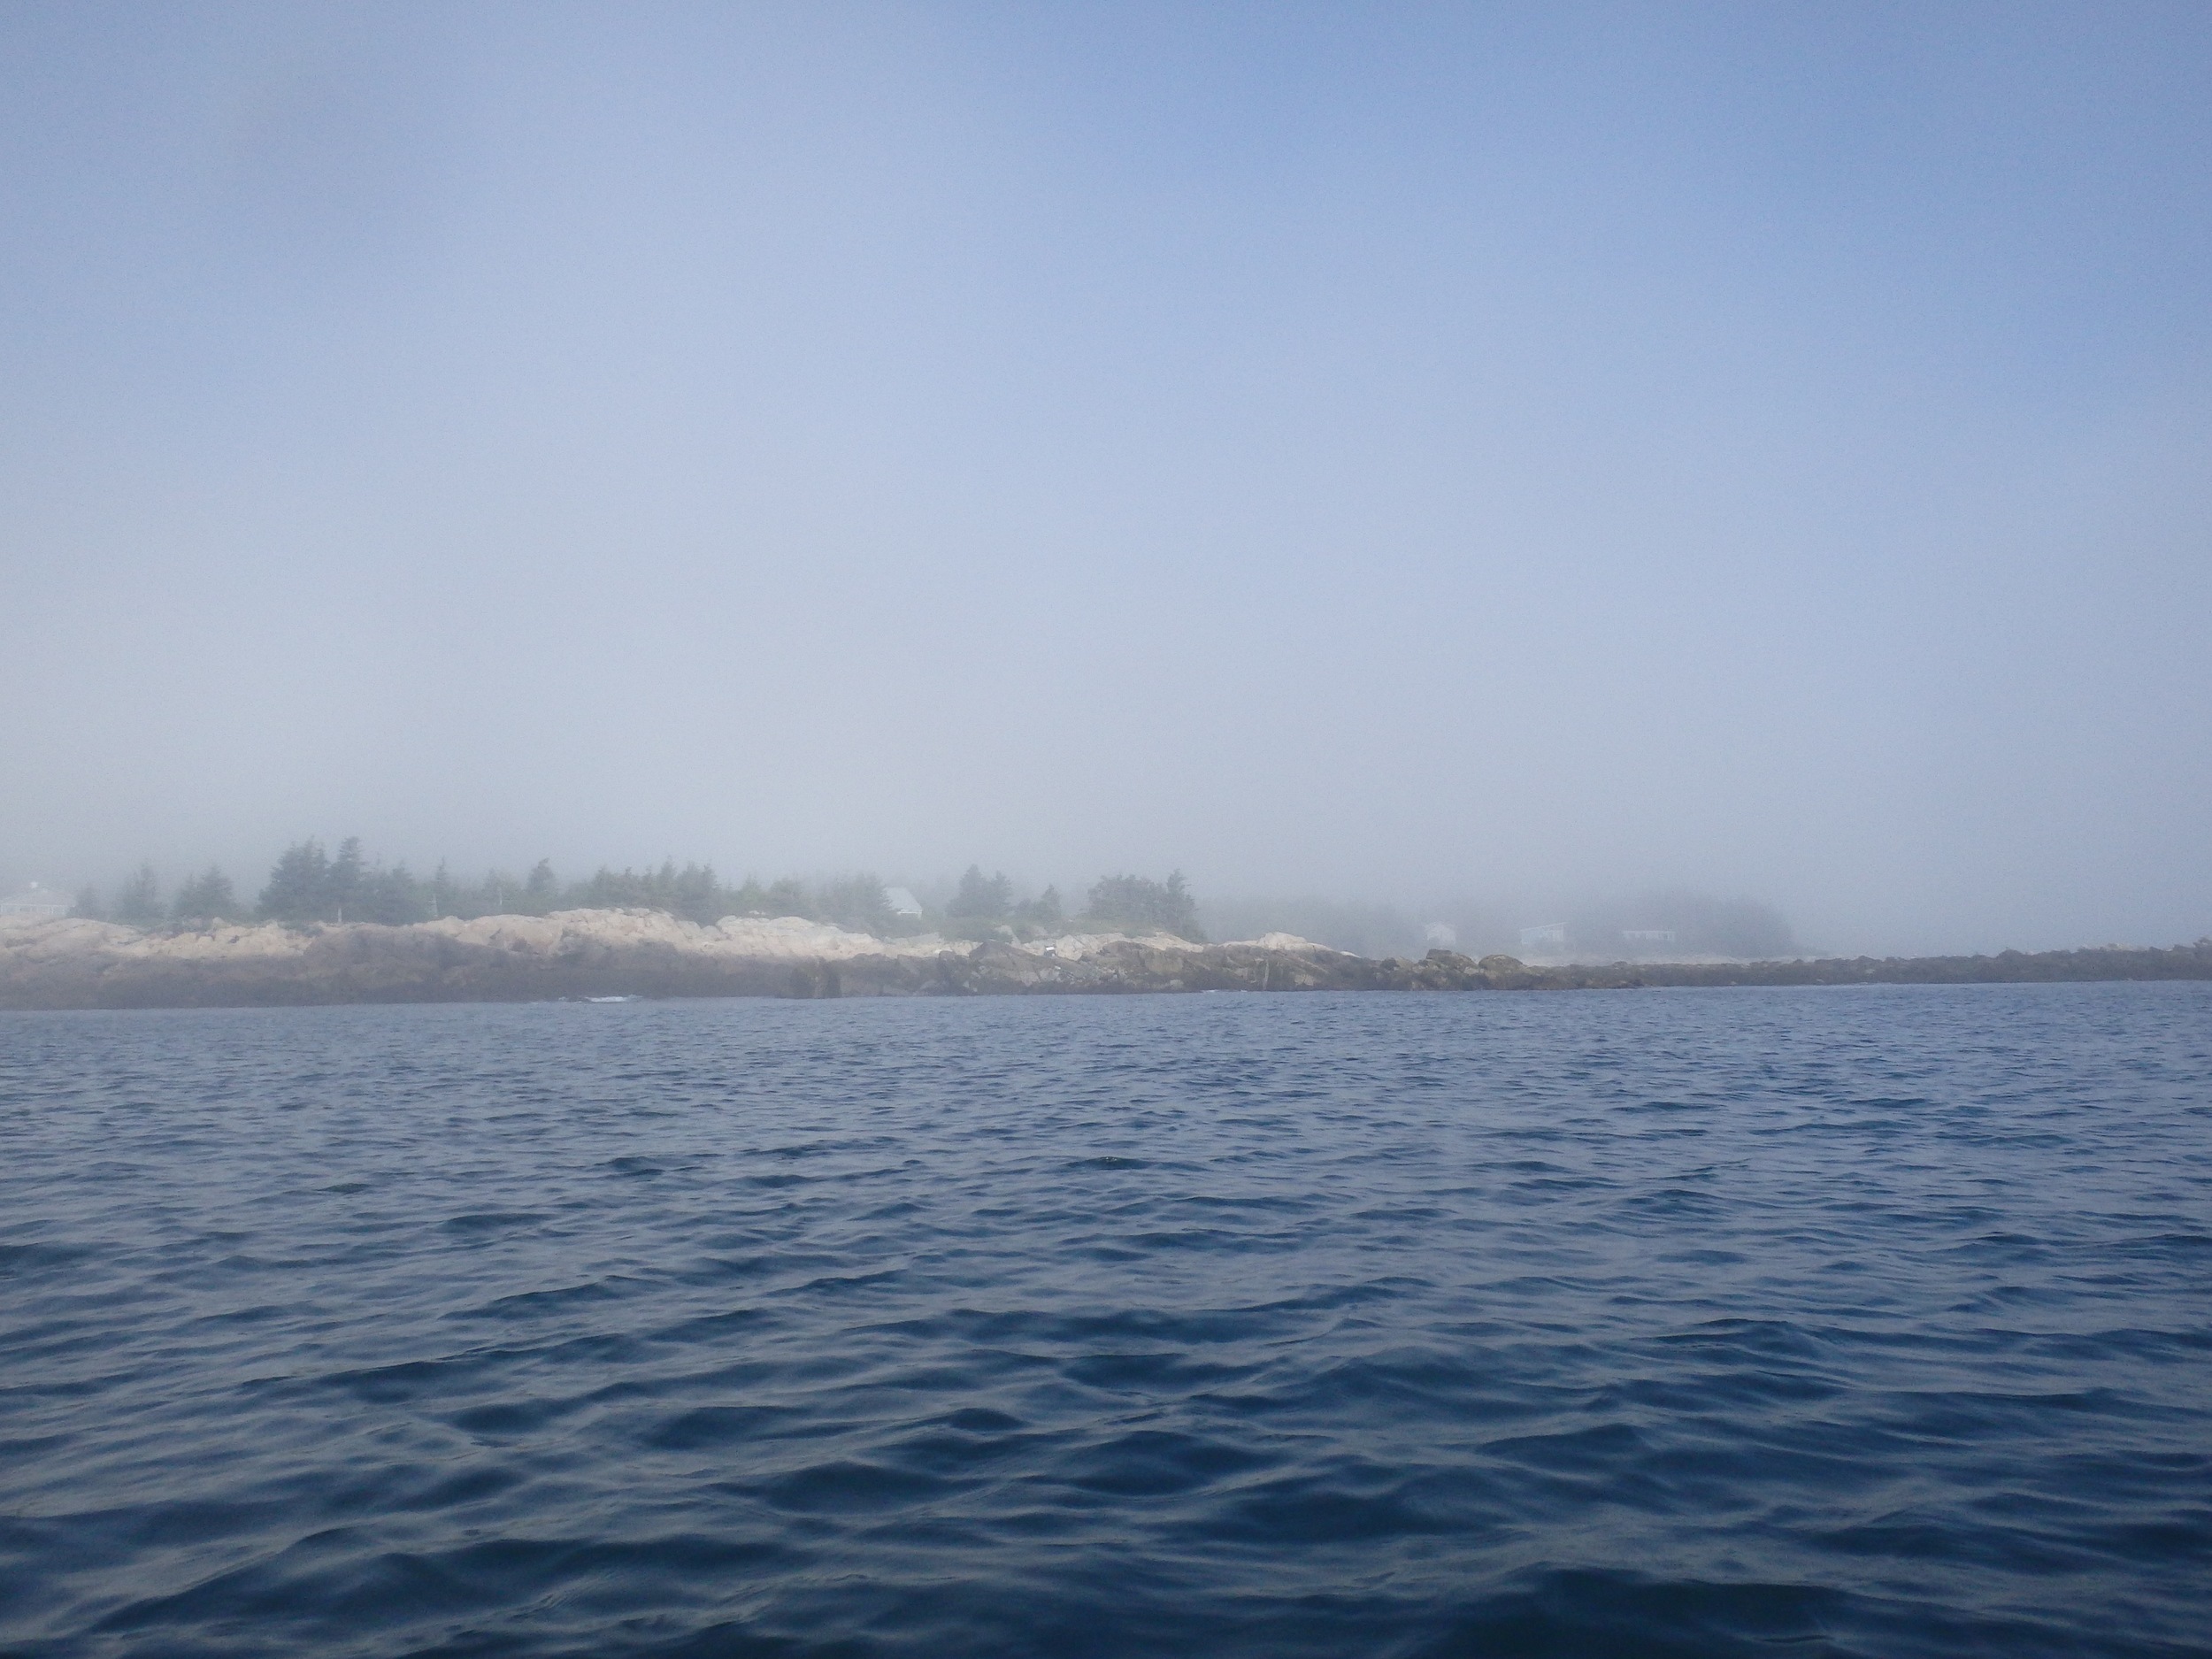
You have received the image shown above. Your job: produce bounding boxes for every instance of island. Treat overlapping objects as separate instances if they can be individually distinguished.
[1,910,2207,1010]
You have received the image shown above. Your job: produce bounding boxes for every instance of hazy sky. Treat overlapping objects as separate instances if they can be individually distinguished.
[4,2,2208,954]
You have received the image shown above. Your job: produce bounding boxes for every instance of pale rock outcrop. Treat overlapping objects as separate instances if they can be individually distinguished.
[5,913,2200,1009]
[0,911,1563,1009]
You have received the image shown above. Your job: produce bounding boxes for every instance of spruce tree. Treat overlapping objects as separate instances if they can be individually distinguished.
[523,859,559,912]
[113,864,163,926]
[327,838,366,922]
[259,840,332,922]
[172,866,239,923]
[949,865,1014,918]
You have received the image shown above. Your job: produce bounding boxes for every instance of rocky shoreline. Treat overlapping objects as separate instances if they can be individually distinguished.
[1,910,2205,1010]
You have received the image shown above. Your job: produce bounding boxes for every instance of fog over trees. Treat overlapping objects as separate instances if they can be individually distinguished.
[60,838,1817,961]
[1086,874,1202,941]
[4,8,2207,957]
[66,842,1217,947]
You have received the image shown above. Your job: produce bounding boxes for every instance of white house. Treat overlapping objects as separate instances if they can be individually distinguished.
[0,882,70,920]
[884,887,925,918]
[1518,923,1567,953]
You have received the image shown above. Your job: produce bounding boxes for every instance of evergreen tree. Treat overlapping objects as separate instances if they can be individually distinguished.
[259,840,332,922]
[949,864,1015,918]
[1018,885,1064,929]
[354,863,427,925]
[1085,872,1202,940]
[814,874,895,934]
[327,838,366,922]
[428,861,460,918]
[71,884,104,920]
[671,862,722,923]
[113,864,163,926]
[172,866,239,923]
[1163,872,1197,938]
[575,865,636,909]
[523,859,559,913]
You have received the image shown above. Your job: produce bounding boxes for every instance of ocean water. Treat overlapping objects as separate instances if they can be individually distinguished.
[2,985,2208,1659]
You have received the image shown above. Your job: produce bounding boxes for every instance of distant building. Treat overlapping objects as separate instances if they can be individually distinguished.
[1,883,70,920]
[1621,929,1677,949]
[1518,923,1567,953]
[884,887,925,918]
[1424,922,1457,949]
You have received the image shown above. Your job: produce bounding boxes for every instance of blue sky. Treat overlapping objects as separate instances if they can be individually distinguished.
[4,2,2208,952]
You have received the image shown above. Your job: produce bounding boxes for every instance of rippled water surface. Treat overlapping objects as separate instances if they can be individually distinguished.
[4,986,2209,1657]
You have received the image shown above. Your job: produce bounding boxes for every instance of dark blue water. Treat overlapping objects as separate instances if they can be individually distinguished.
[4,986,2208,1658]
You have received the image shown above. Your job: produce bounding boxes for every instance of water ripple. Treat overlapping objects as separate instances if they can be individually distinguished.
[2,983,2208,1656]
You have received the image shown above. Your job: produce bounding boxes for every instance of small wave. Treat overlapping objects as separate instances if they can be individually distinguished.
[5,982,2208,1657]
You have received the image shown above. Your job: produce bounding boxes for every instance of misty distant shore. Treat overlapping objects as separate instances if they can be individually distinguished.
[2,910,2207,1011]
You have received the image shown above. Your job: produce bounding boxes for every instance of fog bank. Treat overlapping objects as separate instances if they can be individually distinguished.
[4,4,2208,957]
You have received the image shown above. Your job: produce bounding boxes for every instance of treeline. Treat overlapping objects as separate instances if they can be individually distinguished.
[941,866,1202,941]
[72,842,1206,941]
[68,841,907,931]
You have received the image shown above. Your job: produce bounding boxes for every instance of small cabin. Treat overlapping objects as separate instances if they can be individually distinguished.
[1518,923,1567,952]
